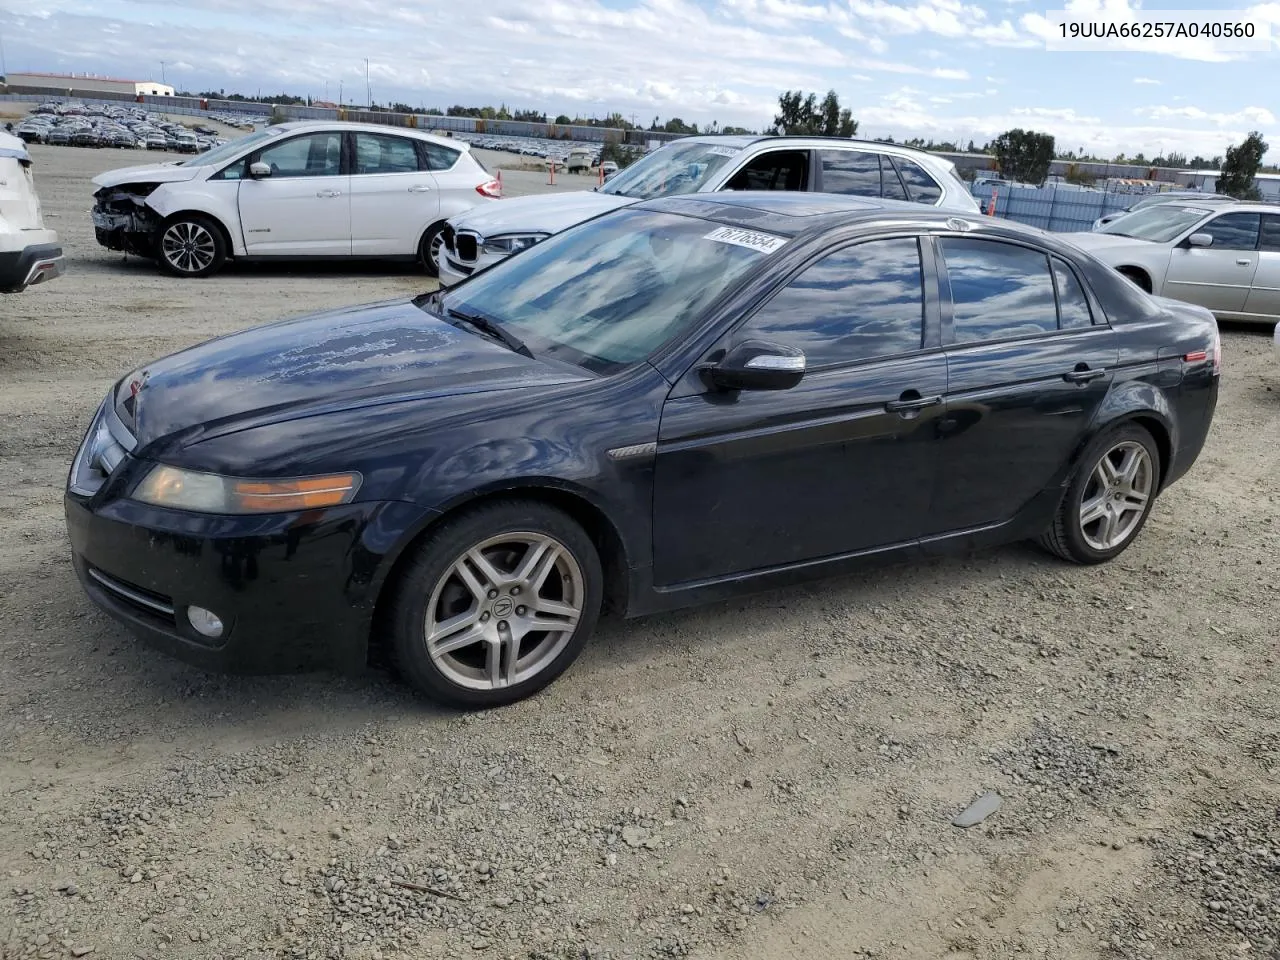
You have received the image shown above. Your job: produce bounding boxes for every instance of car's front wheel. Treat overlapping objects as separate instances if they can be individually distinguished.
[156,214,227,278]
[386,500,603,708]
[419,224,445,278]
[1040,422,1161,564]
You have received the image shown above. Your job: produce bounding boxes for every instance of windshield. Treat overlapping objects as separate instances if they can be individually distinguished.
[599,140,744,200]
[437,209,779,373]
[179,127,279,167]
[1099,204,1211,242]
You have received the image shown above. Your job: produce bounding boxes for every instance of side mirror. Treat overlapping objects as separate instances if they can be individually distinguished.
[701,340,806,392]
[1187,232,1213,248]
[248,161,271,178]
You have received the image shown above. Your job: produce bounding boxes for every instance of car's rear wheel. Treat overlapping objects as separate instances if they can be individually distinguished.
[386,500,603,708]
[156,214,227,278]
[419,224,444,278]
[1040,422,1160,564]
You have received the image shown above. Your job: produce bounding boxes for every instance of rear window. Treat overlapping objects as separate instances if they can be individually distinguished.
[891,158,943,204]
[422,142,461,171]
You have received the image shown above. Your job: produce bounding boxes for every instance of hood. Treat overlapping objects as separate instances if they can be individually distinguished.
[92,161,203,189]
[449,190,637,237]
[123,298,588,448]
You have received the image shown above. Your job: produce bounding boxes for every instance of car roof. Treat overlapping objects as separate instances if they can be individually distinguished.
[268,120,467,149]
[1157,199,1280,215]
[673,134,959,170]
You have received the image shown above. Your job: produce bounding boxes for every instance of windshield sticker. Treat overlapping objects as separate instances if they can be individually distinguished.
[703,226,787,254]
[707,146,741,157]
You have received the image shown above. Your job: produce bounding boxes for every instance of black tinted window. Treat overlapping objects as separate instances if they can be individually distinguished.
[881,161,910,201]
[1258,215,1280,252]
[817,150,880,197]
[725,150,809,191]
[940,238,1057,343]
[1052,258,1093,329]
[422,142,461,171]
[1203,212,1260,250]
[892,158,943,204]
[740,239,924,366]
[354,133,422,174]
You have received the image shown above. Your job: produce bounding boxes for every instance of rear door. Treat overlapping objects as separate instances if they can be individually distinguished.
[1163,211,1260,312]
[237,131,349,255]
[1241,214,1280,319]
[348,132,440,256]
[933,236,1118,532]
[652,235,947,585]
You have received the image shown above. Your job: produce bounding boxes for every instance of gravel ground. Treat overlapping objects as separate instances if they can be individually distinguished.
[2,143,1279,960]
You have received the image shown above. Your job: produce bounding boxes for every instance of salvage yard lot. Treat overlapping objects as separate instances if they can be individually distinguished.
[2,144,1279,960]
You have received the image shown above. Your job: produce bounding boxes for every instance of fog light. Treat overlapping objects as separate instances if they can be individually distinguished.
[187,606,224,638]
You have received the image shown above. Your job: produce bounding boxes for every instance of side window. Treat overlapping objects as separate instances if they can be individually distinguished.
[1202,212,1260,250]
[211,158,247,181]
[737,238,924,366]
[422,142,461,171]
[1261,215,1280,253]
[880,160,910,201]
[891,158,943,205]
[255,133,342,178]
[1052,258,1094,329]
[940,238,1057,343]
[724,150,810,191]
[816,150,880,197]
[354,133,423,175]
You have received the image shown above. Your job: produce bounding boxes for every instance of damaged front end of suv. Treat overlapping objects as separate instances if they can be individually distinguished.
[91,183,163,257]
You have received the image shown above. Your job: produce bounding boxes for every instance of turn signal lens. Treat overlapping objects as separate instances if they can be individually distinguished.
[133,465,360,514]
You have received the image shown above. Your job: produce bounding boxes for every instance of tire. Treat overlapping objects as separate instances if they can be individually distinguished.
[156,214,227,278]
[1040,422,1161,564]
[1118,267,1152,294]
[385,500,604,709]
[419,223,444,278]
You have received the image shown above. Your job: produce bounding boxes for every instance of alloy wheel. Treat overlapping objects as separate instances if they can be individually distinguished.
[1078,440,1153,551]
[424,532,584,691]
[161,221,217,274]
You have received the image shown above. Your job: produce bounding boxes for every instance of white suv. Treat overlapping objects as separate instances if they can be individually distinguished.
[0,132,63,293]
[436,135,979,285]
[91,121,501,278]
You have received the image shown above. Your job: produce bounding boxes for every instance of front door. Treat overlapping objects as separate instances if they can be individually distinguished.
[238,131,350,256]
[652,236,947,586]
[348,132,441,256]
[1164,211,1261,313]
[1241,214,1280,319]
[932,236,1118,531]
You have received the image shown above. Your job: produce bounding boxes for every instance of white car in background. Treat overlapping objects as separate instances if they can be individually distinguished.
[436,135,979,285]
[1066,200,1280,324]
[90,121,501,278]
[0,132,64,293]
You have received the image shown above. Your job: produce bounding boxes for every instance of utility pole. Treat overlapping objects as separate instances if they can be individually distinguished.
[339,80,343,108]
[160,60,166,85]
[365,58,371,109]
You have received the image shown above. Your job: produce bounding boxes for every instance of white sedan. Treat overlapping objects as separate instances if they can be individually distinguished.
[1066,199,1280,324]
[90,121,501,278]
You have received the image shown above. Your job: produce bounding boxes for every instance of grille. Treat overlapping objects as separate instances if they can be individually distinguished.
[88,567,175,622]
[441,224,456,256]
[455,232,479,263]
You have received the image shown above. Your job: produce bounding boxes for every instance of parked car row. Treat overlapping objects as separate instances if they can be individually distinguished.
[16,103,227,153]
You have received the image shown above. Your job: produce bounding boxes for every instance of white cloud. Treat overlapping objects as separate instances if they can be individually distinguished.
[1132,77,1161,84]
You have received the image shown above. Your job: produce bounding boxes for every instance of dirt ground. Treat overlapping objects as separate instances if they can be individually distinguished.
[1,143,1279,960]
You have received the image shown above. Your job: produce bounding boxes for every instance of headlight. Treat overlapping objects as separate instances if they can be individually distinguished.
[132,465,361,514]
[482,234,547,256]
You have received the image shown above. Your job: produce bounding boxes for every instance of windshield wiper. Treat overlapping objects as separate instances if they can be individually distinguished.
[445,307,534,359]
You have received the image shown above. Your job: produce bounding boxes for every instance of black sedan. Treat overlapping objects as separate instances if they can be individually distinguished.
[65,193,1220,708]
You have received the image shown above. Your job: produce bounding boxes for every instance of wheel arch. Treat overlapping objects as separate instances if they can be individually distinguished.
[368,482,632,666]
[156,209,238,259]
[1115,264,1153,293]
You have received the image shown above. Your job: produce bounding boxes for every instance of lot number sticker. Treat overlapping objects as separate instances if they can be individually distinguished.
[704,226,788,254]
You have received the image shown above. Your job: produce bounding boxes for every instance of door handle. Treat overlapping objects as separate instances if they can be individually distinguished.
[407,185,433,193]
[316,189,342,198]
[1063,367,1105,384]
[884,394,942,413]
[1236,258,1252,266]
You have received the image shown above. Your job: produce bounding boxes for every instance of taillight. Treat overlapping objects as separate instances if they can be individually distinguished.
[476,179,502,199]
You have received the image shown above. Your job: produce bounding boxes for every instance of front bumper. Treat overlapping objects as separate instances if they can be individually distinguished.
[0,242,64,293]
[66,491,434,675]
[91,202,158,256]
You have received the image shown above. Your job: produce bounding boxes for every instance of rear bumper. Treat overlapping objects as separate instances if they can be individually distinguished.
[0,242,64,293]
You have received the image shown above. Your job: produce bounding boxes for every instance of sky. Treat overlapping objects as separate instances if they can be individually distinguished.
[2,0,1277,159]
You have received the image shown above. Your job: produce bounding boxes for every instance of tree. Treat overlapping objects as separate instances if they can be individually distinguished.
[771,89,857,137]
[554,114,572,125]
[990,128,1056,184]
[663,117,698,134]
[1216,131,1268,200]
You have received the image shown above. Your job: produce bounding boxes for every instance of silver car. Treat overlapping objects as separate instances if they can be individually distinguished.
[437,135,980,285]
[1067,200,1280,323]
